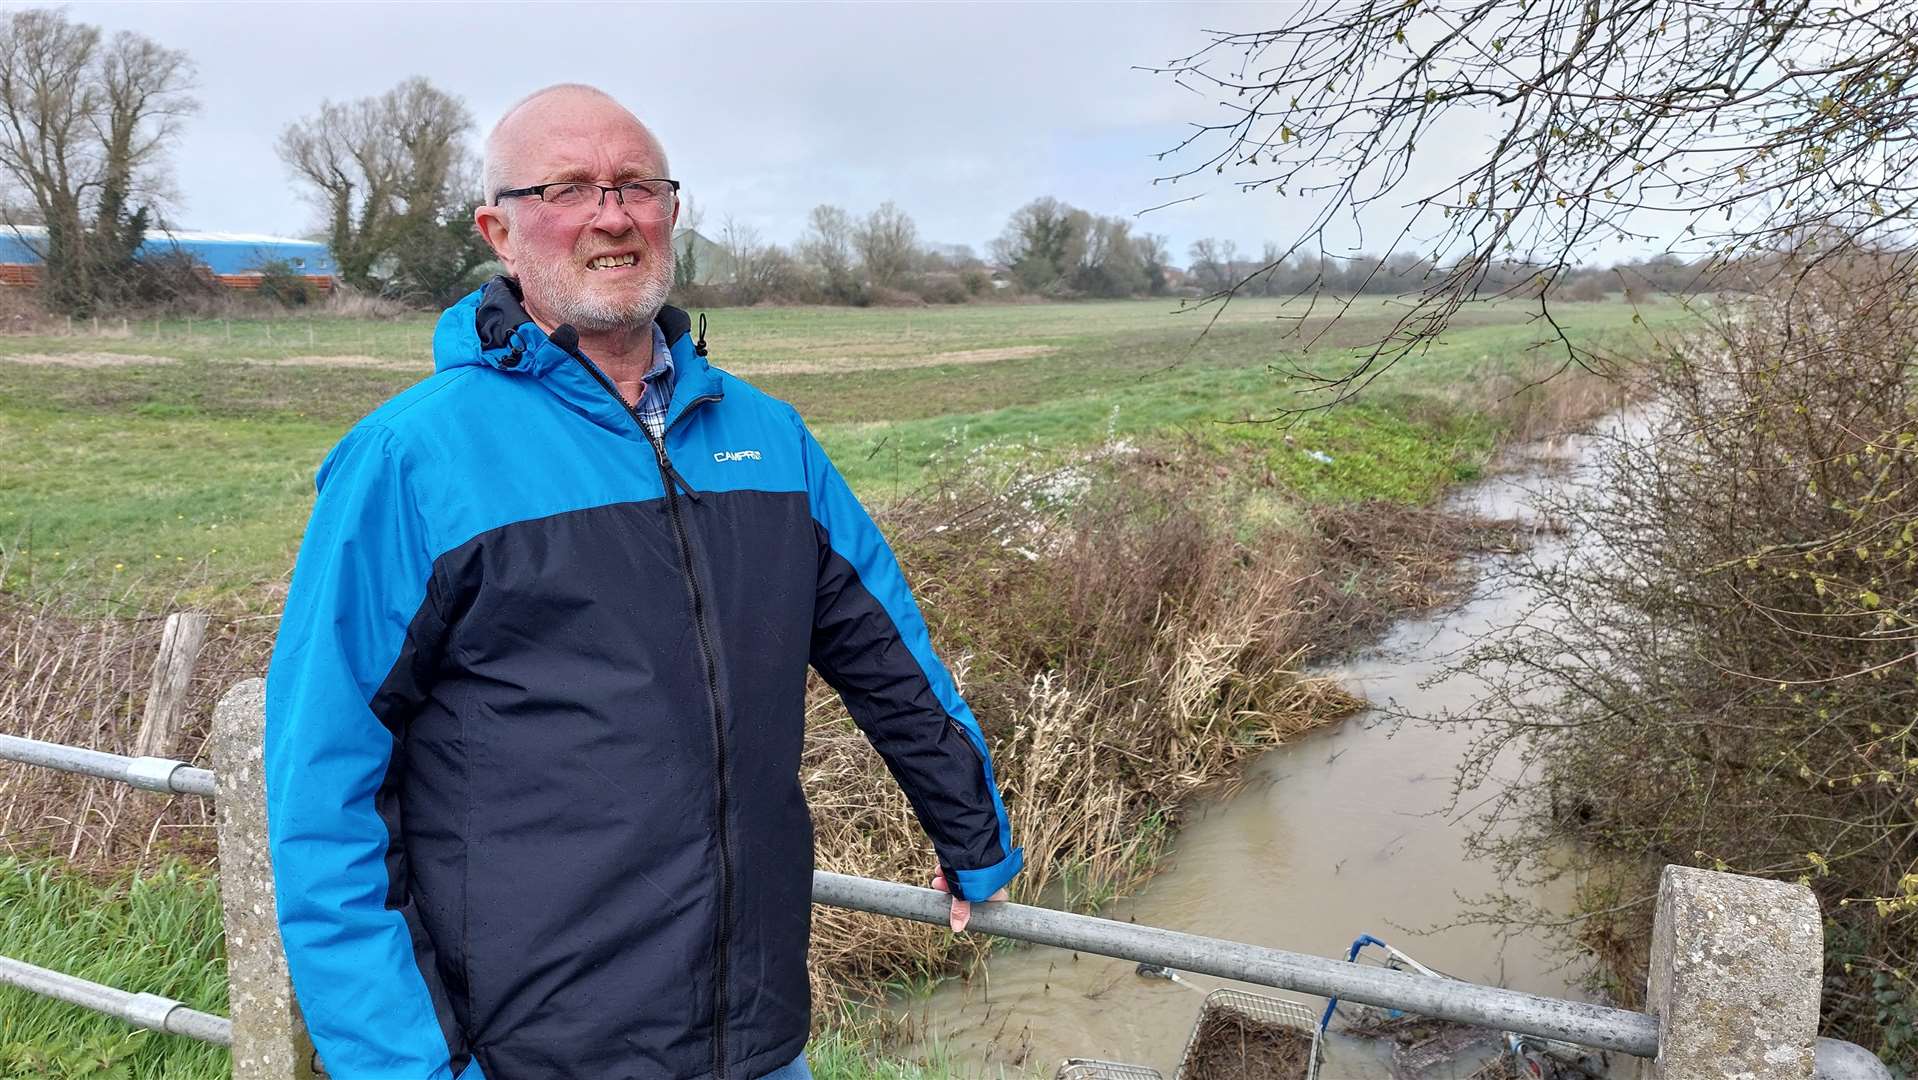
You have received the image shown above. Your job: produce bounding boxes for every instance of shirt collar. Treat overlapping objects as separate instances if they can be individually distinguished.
[644,322,674,384]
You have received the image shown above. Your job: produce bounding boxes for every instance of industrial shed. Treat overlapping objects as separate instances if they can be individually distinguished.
[0,226,336,291]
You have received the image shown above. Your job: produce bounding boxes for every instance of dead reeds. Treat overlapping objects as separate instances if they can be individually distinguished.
[0,583,275,874]
[799,441,1516,1021]
[0,435,1517,1034]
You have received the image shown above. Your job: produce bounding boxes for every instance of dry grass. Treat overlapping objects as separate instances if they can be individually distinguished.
[1420,356,1637,446]
[0,438,1518,1033]
[0,566,276,874]
[798,442,1517,1021]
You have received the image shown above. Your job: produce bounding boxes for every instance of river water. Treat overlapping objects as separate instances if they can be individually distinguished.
[897,425,1620,1078]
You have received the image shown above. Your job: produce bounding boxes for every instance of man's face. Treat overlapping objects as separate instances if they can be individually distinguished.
[476,98,679,334]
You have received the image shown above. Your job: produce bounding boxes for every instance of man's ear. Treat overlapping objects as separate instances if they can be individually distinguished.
[475,205,514,273]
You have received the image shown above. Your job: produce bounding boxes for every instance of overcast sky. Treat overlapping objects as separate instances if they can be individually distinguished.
[13,2,1328,263]
[55,1,1634,267]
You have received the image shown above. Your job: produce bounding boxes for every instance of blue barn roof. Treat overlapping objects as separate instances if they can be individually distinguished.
[0,226,337,277]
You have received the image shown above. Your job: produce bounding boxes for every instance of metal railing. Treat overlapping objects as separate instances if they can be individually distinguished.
[0,728,1895,1080]
[0,953,232,1046]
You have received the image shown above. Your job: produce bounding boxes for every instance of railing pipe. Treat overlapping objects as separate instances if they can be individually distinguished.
[818,873,1889,1080]
[0,731,1895,1079]
[816,871,1656,1054]
[0,954,232,1046]
[0,732,215,796]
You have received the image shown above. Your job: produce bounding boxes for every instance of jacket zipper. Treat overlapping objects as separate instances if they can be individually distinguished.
[564,350,735,1080]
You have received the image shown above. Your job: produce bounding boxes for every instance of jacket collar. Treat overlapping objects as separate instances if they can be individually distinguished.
[433,275,723,438]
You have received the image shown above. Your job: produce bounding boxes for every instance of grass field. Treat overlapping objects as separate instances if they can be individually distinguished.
[0,855,986,1080]
[0,295,1669,613]
[0,293,1673,1079]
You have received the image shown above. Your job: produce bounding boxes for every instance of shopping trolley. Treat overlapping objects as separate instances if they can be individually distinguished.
[1052,963,1325,1080]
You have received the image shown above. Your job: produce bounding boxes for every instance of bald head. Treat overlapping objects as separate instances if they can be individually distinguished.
[472,83,680,339]
[482,84,670,205]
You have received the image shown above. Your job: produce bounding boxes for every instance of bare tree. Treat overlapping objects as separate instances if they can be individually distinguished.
[0,9,196,313]
[279,77,476,296]
[1152,4,1918,1058]
[799,204,858,301]
[1138,232,1171,295]
[1186,237,1238,293]
[854,200,918,288]
[1151,0,1918,406]
[719,214,795,305]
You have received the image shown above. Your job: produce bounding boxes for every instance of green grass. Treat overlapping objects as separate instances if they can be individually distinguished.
[0,297,1674,612]
[0,296,1679,1074]
[0,858,227,1080]
[0,855,1028,1080]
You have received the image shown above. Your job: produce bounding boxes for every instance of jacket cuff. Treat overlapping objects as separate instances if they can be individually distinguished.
[949,847,1024,903]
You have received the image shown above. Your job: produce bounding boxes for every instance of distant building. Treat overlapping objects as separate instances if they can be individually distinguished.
[671,227,733,286]
[0,225,337,291]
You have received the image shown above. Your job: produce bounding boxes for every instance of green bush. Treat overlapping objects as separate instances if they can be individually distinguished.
[250,259,313,308]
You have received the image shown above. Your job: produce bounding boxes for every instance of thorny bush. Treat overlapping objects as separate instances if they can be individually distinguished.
[1441,253,1918,1068]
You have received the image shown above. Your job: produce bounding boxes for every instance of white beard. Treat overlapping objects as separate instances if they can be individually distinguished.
[517,241,677,333]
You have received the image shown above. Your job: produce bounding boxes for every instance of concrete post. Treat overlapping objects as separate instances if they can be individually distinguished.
[212,678,322,1080]
[1647,864,1822,1079]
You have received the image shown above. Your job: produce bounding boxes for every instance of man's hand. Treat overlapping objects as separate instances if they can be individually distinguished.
[930,870,1008,932]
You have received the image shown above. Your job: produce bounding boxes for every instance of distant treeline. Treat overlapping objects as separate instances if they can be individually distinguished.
[1184,245,1712,302]
[0,6,1719,316]
[681,194,1712,309]
[678,196,1176,308]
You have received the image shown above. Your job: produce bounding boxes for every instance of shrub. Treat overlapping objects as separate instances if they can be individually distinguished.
[251,259,314,308]
[117,250,222,310]
[1558,275,1608,302]
[1444,252,1918,1064]
[865,285,923,307]
[915,275,970,305]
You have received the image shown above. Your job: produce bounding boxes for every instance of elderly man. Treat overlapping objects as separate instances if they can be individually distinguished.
[264,83,1021,1080]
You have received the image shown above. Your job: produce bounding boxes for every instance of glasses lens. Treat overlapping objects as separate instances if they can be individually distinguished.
[618,181,676,221]
[541,183,598,208]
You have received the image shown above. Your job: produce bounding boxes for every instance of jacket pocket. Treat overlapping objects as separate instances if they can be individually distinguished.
[949,718,988,768]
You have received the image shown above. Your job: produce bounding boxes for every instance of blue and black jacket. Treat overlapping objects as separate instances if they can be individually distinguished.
[263,277,1024,1080]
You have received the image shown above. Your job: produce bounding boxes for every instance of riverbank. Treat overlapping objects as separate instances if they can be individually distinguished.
[0,298,1670,1077]
[893,425,1618,1077]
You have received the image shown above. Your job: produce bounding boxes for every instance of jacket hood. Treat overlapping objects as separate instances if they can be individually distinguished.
[433,274,700,378]
[431,275,718,437]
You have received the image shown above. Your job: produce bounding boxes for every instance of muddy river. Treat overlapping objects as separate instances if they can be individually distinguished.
[896,424,1624,1078]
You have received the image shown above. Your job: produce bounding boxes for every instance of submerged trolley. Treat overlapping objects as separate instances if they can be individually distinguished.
[1055,964,1325,1079]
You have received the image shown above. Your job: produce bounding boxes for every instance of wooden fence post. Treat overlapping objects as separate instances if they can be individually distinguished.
[212,678,322,1079]
[133,613,209,759]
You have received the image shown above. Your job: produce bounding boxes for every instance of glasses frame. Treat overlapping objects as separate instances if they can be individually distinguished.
[492,178,682,217]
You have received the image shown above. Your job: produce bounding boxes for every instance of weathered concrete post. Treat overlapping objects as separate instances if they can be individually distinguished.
[212,678,322,1080]
[134,612,209,758]
[1647,864,1822,1079]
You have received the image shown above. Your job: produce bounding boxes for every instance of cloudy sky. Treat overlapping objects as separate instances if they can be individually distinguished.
[60,1,1553,266]
[40,2,1350,263]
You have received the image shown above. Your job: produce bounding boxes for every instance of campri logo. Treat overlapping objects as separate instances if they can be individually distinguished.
[714,450,762,462]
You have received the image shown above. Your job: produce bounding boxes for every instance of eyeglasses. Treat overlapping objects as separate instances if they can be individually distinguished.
[493,178,681,221]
